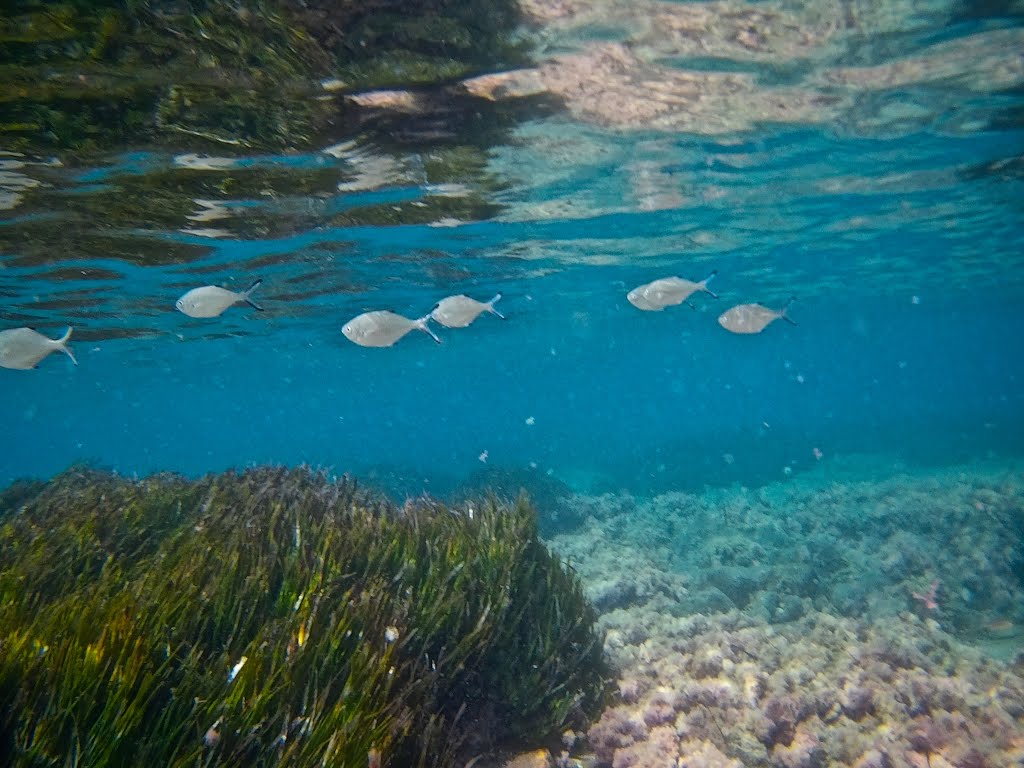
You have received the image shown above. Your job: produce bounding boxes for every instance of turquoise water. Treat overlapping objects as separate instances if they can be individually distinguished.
[2,129,1022,494]
[3,1,1024,765]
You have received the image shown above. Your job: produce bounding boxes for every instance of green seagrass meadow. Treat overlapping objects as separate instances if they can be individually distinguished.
[0,467,607,767]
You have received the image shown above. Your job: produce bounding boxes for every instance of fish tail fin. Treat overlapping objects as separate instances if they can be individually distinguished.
[416,315,442,344]
[244,279,264,312]
[57,326,78,365]
[701,270,719,299]
[487,293,505,319]
[781,296,797,325]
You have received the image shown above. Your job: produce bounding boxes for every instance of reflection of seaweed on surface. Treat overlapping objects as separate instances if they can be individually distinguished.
[0,466,607,767]
[1,0,530,152]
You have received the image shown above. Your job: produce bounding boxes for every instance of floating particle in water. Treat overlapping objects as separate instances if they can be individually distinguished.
[478,450,488,463]
[912,295,921,305]
[228,655,247,683]
[525,416,535,425]
[722,453,735,465]
[529,461,538,469]
[796,374,805,384]
[782,465,793,476]
[813,447,823,460]
[384,626,399,644]
[204,719,222,748]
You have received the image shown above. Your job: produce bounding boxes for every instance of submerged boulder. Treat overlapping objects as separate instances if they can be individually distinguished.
[0,466,606,767]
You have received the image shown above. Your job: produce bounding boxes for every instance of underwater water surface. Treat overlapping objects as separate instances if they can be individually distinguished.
[2,0,1024,763]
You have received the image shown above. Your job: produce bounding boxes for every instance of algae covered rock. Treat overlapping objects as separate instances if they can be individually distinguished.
[0,466,606,767]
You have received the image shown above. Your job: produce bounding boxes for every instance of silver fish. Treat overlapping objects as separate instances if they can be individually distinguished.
[625,291,660,311]
[718,297,797,334]
[627,271,717,311]
[342,310,441,348]
[430,293,504,328]
[0,327,77,370]
[175,279,263,318]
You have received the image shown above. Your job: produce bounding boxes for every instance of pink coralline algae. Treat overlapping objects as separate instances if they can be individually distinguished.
[588,709,649,762]
[611,724,678,768]
[546,467,1024,767]
[583,611,1024,767]
[642,690,680,727]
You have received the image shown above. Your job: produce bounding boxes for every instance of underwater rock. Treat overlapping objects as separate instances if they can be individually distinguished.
[829,580,870,616]
[550,467,1024,637]
[705,565,770,609]
[759,591,807,624]
[503,748,556,768]
[0,466,606,767]
[677,587,736,616]
[545,466,1024,767]
[589,578,641,613]
[583,607,1024,768]
[676,740,742,768]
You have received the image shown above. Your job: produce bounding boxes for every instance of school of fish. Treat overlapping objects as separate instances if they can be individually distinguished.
[0,273,794,370]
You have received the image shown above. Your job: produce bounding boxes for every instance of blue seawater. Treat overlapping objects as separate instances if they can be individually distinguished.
[2,129,1021,494]
[3,2,1024,764]
[0,7,1019,499]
